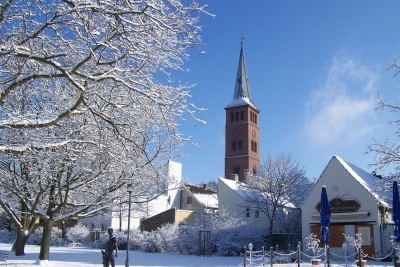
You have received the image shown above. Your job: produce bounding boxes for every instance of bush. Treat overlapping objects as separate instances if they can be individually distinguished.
[141,224,178,253]
[91,229,143,251]
[27,227,67,246]
[65,223,90,246]
[0,229,15,243]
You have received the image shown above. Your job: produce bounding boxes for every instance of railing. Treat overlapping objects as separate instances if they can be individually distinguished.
[242,244,395,267]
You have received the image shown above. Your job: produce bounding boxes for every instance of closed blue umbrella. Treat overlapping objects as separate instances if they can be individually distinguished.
[320,186,331,245]
[393,181,400,243]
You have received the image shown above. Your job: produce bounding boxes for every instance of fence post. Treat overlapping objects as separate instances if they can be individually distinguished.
[358,247,362,267]
[262,246,265,266]
[244,246,247,267]
[327,245,330,267]
[297,244,301,267]
[270,246,273,267]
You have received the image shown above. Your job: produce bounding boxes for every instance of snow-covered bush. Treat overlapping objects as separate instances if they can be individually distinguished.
[0,230,15,243]
[27,227,66,246]
[344,233,363,251]
[91,229,144,250]
[142,224,178,253]
[65,223,90,246]
[305,233,322,257]
[91,232,109,249]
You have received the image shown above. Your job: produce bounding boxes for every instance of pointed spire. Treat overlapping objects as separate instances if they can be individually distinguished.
[226,42,258,111]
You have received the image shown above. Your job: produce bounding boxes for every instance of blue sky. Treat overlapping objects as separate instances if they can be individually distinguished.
[172,1,400,185]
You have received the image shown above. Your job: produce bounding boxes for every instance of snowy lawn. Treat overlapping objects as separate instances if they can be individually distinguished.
[0,243,397,267]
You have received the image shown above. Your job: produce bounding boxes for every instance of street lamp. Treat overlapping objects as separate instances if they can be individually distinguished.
[342,241,348,267]
[122,179,135,267]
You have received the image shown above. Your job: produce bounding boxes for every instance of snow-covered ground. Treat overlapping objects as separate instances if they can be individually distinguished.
[0,243,397,267]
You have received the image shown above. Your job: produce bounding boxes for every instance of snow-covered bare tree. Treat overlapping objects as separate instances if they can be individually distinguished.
[367,59,400,197]
[242,153,312,246]
[0,0,210,260]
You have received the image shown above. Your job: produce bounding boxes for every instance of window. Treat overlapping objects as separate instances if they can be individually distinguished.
[232,141,236,150]
[231,113,234,122]
[250,111,253,122]
[251,140,254,151]
[238,140,242,150]
[235,112,239,121]
[234,166,240,175]
[187,196,192,204]
[246,207,250,217]
[255,114,258,124]
[254,142,257,153]
[255,209,259,218]
[240,111,244,121]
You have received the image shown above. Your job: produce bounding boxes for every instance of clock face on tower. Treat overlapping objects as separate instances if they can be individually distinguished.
[252,129,256,138]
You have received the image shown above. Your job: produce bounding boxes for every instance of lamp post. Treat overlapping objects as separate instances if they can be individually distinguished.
[122,179,134,267]
[342,241,348,267]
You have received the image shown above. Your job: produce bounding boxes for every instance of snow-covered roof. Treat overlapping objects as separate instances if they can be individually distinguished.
[335,156,388,206]
[219,177,296,208]
[225,44,259,111]
[193,193,218,209]
[300,155,389,209]
[184,184,218,209]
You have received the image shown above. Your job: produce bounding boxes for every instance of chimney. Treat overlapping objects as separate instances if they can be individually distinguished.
[230,174,239,181]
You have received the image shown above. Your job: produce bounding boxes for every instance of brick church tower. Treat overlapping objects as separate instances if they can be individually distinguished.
[224,43,260,182]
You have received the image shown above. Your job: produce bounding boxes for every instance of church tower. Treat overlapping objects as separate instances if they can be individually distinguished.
[224,43,260,182]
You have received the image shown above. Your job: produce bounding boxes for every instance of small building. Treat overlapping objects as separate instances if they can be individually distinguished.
[301,156,392,260]
[180,183,218,212]
[141,208,195,232]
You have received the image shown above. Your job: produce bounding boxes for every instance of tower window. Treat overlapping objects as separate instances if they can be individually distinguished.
[231,113,234,122]
[240,111,244,121]
[251,140,254,151]
[250,111,253,122]
[255,114,258,124]
[232,141,236,150]
[235,112,239,121]
[234,166,240,175]
[238,140,242,150]
[254,141,257,153]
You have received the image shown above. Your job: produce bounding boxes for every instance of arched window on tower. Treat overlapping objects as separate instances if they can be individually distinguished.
[254,141,257,153]
[232,141,236,151]
[251,140,254,151]
[238,140,242,150]
[255,114,258,125]
[240,111,244,121]
[234,166,240,175]
[231,113,234,122]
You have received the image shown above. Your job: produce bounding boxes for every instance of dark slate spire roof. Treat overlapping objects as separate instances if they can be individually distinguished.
[226,43,259,111]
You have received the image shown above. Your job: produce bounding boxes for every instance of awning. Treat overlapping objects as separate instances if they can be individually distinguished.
[312,211,370,220]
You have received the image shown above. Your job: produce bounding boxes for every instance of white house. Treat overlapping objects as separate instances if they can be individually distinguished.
[301,156,393,261]
[218,175,298,232]
[80,160,182,232]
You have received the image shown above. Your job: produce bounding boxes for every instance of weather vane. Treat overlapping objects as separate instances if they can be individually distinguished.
[241,33,245,45]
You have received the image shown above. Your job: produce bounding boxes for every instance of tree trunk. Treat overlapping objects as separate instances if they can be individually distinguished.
[61,221,66,239]
[39,219,53,260]
[12,229,29,256]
